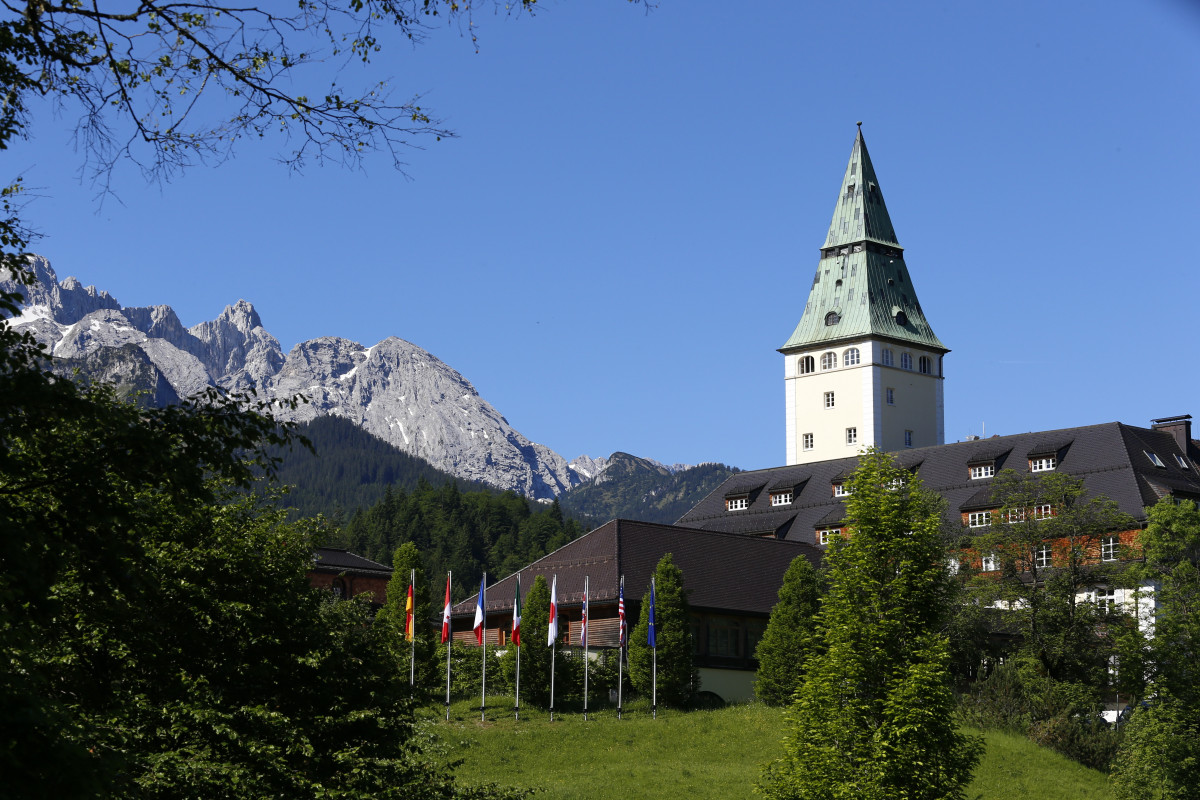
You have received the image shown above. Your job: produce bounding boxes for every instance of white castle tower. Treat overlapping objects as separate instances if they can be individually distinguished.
[781,126,948,465]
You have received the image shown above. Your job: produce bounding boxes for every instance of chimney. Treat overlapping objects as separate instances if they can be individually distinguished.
[1151,415,1193,454]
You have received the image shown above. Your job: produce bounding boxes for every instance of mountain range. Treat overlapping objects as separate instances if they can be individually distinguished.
[3,255,698,499]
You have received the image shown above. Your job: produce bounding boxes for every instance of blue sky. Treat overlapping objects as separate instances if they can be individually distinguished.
[8,0,1200,471]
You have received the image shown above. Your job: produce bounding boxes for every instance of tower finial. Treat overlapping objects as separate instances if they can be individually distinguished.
[856,120,862,129]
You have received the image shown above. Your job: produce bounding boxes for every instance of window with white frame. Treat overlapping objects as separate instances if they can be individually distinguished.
[947,558,960,576]
[969,463,995,479]
[771,490,793,506]
[900,352,913,370]
[797,355,815,375]
[1034,504,1053,520]
[886,387,895,405]
[1176,454,1192,470]
[818,528,839,545]
[824,391,836,409]
[968,511,993,528]
[844,347,860,366]
[1030,456,1057,472]
[904,429,913,448]
[1004,508,1026,524]
[1095,587,1117,614]
[821,352,838,370]
[882,348,894,366]
[1101,535,1119,562]
[846,427,858,445]
[981,553,998,572]
[802,432,814,451]
[833,483,850,497]
[919,356,932,374]
[1034,544,1052,569]
[1145,450,1166,468]
[726,496,748,511]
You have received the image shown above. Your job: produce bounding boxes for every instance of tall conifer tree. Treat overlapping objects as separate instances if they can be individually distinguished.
[629,553,698,707]
[755,554,822,706]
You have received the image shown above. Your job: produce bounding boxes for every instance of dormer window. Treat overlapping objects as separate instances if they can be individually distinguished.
[771,490,794,506]
[969,463,995,480]
[833,483,850,497]
[818,528,840,545]
[1030,456,1057,472]
[825,311,841,326]
[726,496,749,511]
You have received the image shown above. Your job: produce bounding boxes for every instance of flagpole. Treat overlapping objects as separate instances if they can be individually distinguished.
[480,572,487,723]
[445,571,452,722]
[409,568,416,690]
[549,573,557,723]
[578,575,583,724]
[618,574,625,721]
[514,573,521,722]
[651,575,657,721]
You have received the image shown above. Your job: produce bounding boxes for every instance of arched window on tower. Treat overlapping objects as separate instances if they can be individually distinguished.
[844,347,860,366]
[919,356,932,374]
[797,356,815,375]
[824,311,841,326]
[901,352,913,370]
[821,352,838,370]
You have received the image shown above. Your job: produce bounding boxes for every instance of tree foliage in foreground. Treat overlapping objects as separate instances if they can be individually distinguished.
[0,276,521,797]
[628,552,698,707]
[1110,499,1200,799]
[761,449,981,800]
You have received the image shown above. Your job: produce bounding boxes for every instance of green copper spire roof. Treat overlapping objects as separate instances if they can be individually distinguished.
[780,126,947,354]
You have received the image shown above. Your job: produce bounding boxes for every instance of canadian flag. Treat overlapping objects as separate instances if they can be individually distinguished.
[547,574,558,646]
[441,574,451,644]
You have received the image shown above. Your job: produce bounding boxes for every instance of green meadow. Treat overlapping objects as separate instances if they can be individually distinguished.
[428,698,1112,800]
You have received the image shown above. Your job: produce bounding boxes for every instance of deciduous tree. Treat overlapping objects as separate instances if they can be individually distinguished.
[761,449,980,800]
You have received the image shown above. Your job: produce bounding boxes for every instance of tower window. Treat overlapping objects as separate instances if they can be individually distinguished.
[886,387,895,405]
[900,353,913,370]
[882,349,893,367]
[797,356,815,375]
[802,433,814,451]
[844,347,860,366]
[821,352,838,370]
[895,311,908,326]
[919,356,932,374]
[904,430,913,447]
[846,427,857,445]
[825,311,841,326]
[824,392,836,409]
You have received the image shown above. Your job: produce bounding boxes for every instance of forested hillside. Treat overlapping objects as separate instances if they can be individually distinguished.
[266,415,496,520]
[324,483,589,605]
[558,453,739,525]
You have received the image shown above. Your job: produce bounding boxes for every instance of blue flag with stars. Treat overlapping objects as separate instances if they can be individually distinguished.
[647,578,657,649]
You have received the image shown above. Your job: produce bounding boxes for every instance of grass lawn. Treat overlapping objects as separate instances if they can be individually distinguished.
[428,697,1113,799]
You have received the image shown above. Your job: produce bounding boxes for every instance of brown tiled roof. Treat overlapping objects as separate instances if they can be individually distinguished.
[451,519,820,618]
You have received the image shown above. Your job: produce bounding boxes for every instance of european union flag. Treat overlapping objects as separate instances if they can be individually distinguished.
[647,578,657,649]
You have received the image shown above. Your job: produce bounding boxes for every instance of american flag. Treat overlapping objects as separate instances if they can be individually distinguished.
[617,579,627,648]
